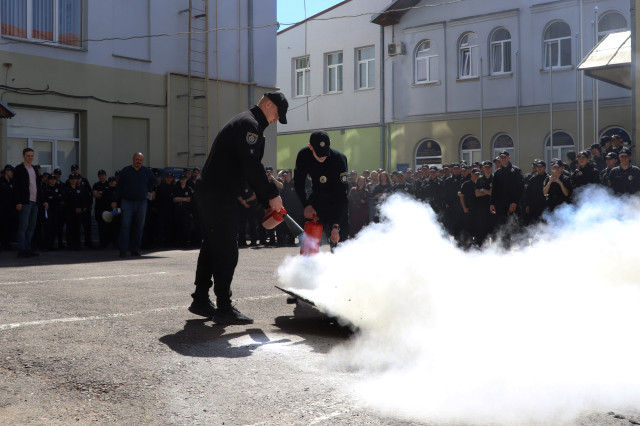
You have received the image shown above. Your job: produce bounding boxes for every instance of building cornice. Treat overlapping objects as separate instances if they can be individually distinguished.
[393,97,631,124]
[448,8,519,28]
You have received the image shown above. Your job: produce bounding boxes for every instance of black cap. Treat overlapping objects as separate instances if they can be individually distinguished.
[192,167,200,171]
[452,163,460,169]
[619,147,632,156]
[600,135,612,144]
[429,166,438,171]
[471,168,481,174]
[165,171,174,178]
[590,143,602,151]
[537,160,547,167]
[71,164,79,170]
[482,161,492,167]
[3,164,14,171]
[577,150,590,158]
[98,169,106,175]
[265,166,274,172]
[179,174,187,179]
[551,159,564,167]
[47,173,56,180]
[309,131,331,157]
[53,168,61,174]
[108,176,116,182]
[605,151,619,159]
[499,150,510,157]
[264,92,289,124]
[281,170,289,176]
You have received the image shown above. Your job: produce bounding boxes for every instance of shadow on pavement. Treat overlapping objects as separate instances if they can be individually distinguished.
[0,248,181,268]
[273,302,354,354]
[159,319,291,358]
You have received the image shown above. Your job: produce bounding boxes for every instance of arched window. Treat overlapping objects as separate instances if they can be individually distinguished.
[543,21,571,69]
[490,28,512,74]
[545,131,575,164]
[458,32,478,78]
[415,139,442,168]
[601,127,631,145]
[492,133,514,159]
[415,40,438,84]
[460,136,482,164]
[598,12,627,41]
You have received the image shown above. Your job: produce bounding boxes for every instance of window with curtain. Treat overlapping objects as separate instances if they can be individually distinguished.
[326,51,343,93]
[490,28,512,74]
[1,0,82,47]
[415,40,438,84]
[543,21,571,69]
[458,32,478,78]
[598,12,627,41]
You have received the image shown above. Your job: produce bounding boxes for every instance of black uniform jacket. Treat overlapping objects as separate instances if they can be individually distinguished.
[199,105,279,204]
[13,163,41,205]
[293,147,348,225]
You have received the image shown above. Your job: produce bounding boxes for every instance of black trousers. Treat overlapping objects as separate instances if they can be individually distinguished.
[193,192,237,309]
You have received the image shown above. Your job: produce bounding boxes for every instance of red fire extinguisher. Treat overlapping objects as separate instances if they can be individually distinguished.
[300,215,323,256]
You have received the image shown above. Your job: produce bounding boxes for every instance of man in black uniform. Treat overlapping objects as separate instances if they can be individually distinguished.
[608,148,640,194]
[93,170,111,248]
[490,151,524,244]
[590,144,606,172]
[522,160,547,225]
[571,150,601,190]
[43,174,64,250]
[458,167,481,248]
[475,160,495,246]
[294,131,349,251]
[71,164,94,248]
[0,165,17,251]
[190,92,287,325]
[600,151,619,186]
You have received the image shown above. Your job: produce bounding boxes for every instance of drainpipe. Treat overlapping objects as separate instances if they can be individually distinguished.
[379,25,386,170]
[248,0,254,107]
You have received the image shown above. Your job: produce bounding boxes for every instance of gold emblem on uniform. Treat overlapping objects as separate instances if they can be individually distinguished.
[246,132,258,145]
[578,171,583,176]
[629,175,633,181]
[319,176,327,183]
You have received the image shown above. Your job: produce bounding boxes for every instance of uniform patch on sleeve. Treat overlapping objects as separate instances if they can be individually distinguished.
[246,132,258,145]
[340,172,348,183]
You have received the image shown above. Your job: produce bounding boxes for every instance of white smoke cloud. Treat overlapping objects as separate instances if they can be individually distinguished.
[276,190,640,425]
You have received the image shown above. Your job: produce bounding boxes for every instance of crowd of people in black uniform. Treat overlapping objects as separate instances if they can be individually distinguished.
[0,164,204,254]
[345,134,639,249]
[1,134,638,255]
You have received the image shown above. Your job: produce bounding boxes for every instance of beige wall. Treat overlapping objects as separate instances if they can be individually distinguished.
[391,105,632,169]
[0,51,277,175]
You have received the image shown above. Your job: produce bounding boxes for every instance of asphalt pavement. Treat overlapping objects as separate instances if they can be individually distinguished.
[0,246,637,425]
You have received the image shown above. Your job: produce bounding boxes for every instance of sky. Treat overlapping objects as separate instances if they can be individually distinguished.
[277,0,345,31]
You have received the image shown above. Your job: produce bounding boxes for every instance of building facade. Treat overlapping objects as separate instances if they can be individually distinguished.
[0,0,279,176]
[276,0,392,173]
[277,0,633,174]
[374,0,632,171]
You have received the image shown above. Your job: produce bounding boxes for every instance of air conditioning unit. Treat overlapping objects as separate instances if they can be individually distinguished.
[388,42,405,56]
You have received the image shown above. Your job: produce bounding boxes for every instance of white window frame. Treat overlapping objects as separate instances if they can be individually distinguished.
[492,133,515,160]
[356,46,375,90]
[5,108,81,174]
[1,0,83,48]
[326,51,343,94]
[544,131,575,166]
[415,139,442,168]
[460,136,482,164]
[490,28,512,75]
[294,56,310,98]
[597,11,627,41]
[543,21,572,69]
[458,33,478,79]
[415,40,439,84]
